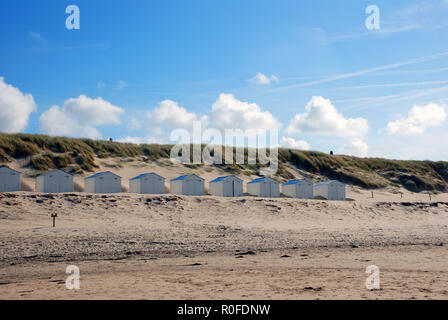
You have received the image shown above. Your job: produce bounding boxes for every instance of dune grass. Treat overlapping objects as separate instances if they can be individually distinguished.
[278,149,448,191]
[0,133,447,192]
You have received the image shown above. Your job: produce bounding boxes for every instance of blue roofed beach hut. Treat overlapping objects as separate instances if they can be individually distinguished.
[314,181,346,200]
[129,172,165,194]
[170,174,204,196]
[209,175,243,197]
[282,179,313,199]
[246,177,279,198]
[84,171,121,193]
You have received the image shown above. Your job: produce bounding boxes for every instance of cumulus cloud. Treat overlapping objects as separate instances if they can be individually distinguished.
[147,94,280,133]
[280,137,310,150]
[39,106,102,139]
[147,99,199,130]
[208,93,281,131]
[117,136,160,144]
[251,73,270,85]
[62,95,123,125]
[250,73,280,85]
[142,94,281,148]
[127,117,142,131]
[343,138,368,157]
[386,103,446,135]
[39,95,123,139]
[286,96,368,137]
[116,136,143,144]
[0,77,37,133]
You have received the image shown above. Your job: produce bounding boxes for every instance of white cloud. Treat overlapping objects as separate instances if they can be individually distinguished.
[250,73,280,85]
[280,137,310,150]
[270,75,280,83]
[147,99,199,130]
[97,82,106,88]
[127,117,142,131]
[64,95,123,125]
[0,77,37,133]
[39,106,101,139]
[147,94,280,133]
[138,94,280,148]
[286,96,368,137]
[386,103,446,135]
[117,136,160,144]
[344,138,368,157]
[39,95,123,139]
[251,72,270,85]
[116,136,142,144]
[209,93,281,131]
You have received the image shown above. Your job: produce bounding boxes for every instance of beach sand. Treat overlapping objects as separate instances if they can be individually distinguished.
[0,189,447,299]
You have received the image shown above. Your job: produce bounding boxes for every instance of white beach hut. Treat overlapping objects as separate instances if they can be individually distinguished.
[314,180,346,200]
[85,171,122,194]
[170,174,204,196]
[209,175,243,197]
[0,166,21,192]
[282,179,314,199]
[129,172,165,194]
[247,177,280,198]
[36,169,73,193]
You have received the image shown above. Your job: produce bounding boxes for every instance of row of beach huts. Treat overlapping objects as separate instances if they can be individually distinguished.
[0,166,346,200]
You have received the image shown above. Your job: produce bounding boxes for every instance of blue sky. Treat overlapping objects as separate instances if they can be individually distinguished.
[1,0,448,160]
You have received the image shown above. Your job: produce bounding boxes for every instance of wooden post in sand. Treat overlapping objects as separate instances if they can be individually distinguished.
[51,213,57,227]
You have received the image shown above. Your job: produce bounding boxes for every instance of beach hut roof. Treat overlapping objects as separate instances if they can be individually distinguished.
[248,178,264,184]
[86,171,121,179]
[0,166,20,173]
[171,174,204,182]
[129,172,164,181]
[171,174,188,181]
[248,177,278,184]
[210,175,242,183]
[210,176,227,183]
[282,179,310,186]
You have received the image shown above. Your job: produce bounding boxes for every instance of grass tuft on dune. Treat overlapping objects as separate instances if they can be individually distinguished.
[0,133,447,192]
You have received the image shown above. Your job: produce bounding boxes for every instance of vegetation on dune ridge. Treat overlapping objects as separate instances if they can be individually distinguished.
[0,133,447,192]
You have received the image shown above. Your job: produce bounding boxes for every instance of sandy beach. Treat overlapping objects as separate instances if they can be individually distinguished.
[1,189,447,299]
[2,0,448,304]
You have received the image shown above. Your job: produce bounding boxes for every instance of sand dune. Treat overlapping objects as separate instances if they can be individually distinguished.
[11,156,447,200]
